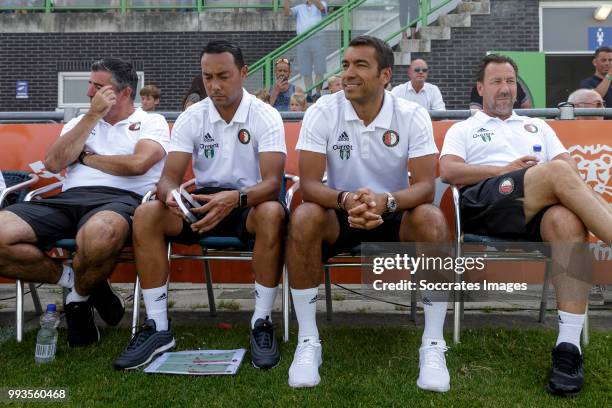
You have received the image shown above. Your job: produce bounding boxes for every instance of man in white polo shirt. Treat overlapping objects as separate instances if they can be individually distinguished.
[114,41,287,371]
[0,58,169,348]
[440,54,612,397]
[392,59,445,111]
[286,36,451,391]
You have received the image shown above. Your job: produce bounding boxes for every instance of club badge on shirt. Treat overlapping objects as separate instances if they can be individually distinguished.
[129,122,141,131]
[524,124,538,133]
[382,130,399,147]
[498,177,515,195]
[238,129,251,145]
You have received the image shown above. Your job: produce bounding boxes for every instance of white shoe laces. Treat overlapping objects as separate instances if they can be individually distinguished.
[421,345,448,370]
[295,341,318,366]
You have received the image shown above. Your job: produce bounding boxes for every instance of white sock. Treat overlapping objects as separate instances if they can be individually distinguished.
[56,263,74,289]
[291,287,319,342]
[251,282,278,329]
[556,310,585,353]
[65,287,89,305]
[422,290,448,346]
[143,285,169,331]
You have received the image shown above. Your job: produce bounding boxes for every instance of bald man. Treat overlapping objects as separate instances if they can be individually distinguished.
[391,59,445,111]
[567,89,605,120]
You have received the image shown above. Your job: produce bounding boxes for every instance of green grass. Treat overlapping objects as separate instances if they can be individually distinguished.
[0,324,610,407]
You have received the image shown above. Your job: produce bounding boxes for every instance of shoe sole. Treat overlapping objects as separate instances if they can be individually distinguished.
[252,355,281,370]
[546,383,581,397]
[116,338,176,370]
[288,378,320,388]
[416,379,450,393]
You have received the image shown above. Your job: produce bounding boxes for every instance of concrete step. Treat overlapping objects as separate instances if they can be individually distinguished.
[393,52,412,65]
[418,26,451,40]
[456,0,490,15]
[438,12,471,28]
[399,39,431,53]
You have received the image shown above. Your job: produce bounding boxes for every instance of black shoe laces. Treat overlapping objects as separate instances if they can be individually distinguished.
[253,323,273,349]
[126,325,155,350]
[553,348,581,374]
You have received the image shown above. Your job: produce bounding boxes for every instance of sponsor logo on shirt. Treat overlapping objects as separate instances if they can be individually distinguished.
[524,124,538,133]
[238,129,251,144]
[333,131,352,160]
[382,130,399,147]
[128,122,141,131]
[337,131,350,142]
[199,132,219,159]
[473,127,493,142]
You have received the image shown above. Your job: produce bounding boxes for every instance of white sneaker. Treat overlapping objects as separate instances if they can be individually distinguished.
[288,338,322,388]
[417,340,450,392]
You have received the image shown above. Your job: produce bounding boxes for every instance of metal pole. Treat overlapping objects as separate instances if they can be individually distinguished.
[420,0,429,28]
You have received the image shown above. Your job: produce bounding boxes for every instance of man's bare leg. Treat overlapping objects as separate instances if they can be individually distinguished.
[524,160,611,243]
[0,211,61,283]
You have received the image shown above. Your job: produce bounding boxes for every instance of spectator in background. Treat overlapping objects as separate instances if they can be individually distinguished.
[270,58,303,111]
[284,0,327,102]
[289,94,307,112]
[568,89,605,121]
[398,0,419,39]
[579,47,612,110]
[140,85,161,112]
[327,75,342,93]
[182,75,207,110]
[255,88,271,104]
[469,81,532,110]
[391,59,445,111]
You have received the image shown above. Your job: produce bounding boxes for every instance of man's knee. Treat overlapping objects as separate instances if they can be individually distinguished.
[288,203,328,244]
[403,204,449,242]
[252,201,286,232]
[541,205,588,242]
[0,211,36,249]
[78,213,128,256]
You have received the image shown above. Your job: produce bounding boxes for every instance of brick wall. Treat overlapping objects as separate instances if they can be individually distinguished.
[392,0,540,110]
[0,32,294,111]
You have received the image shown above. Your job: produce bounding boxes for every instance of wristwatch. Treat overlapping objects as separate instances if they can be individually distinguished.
[78,150,94,165]
[239,190,248,208]
[384,192,397,213]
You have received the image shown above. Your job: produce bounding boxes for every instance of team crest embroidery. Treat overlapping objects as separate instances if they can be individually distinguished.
[382,130,399,147]
[333,131,352,160]
[128,122,141,131]
[340,149,351,160]
[473,127,493,142]
[238,129,251,144]
[498,177,514,195]
[524,124,538,133]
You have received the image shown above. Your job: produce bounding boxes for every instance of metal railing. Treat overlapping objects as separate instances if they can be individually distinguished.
[246,0,456,94]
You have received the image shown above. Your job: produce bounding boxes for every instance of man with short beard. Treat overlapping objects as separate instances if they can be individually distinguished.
[440,54,612,397]
[579,46,612,109]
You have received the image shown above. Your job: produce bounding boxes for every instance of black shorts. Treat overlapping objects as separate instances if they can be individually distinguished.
[171,187,288,245]
[4,186,142,248]
[322,209,404,261]
[460,168,548,241]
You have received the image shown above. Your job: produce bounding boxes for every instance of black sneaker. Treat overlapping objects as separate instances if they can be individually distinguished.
[65,301,100,348]
[114,319,175,370]
[89,280,125,326]
[547,342,584,397]
[250,317,280,369]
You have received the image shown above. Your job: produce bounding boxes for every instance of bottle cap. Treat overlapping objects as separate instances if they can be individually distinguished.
[532,144,542,152]
[46,304,56,312]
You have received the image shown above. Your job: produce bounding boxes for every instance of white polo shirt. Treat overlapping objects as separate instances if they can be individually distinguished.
[296,91,438,193]
[60,108,170,196]
[440,110,568,166]
[292,1,327,35]
[391,81,446,111]
[169,89,286,190]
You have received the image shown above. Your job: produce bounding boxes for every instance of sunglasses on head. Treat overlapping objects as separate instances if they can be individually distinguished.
[413,68,428,73]
[275,58,290,66]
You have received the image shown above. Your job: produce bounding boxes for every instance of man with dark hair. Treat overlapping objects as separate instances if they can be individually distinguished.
[440,54,612,397]
[579,46,612,109]
[114,40,287,371]
[286,35,451,390]
[269,58,304,111]
[0,57,169,347]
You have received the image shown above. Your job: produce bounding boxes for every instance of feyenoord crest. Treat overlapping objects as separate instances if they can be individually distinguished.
[340,149,351,160]
[382,130,399,147]
[524,124,538,133]
[128,122,141,131]
[204,147,215,158]
[498,177,514,195]
[238,129,251,144]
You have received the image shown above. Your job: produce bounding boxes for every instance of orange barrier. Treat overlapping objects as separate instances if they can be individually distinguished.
[0,120,610,284]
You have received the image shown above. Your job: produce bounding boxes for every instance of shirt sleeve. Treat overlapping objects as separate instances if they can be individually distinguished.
[430,85,446,111]
[168,109,198,154]
[290,5,299,17]
[540,120,568,161]
[59,115,84,137]
[408,106,438,159]
[390,84,404,98]
[139,114,170,152]
[295,103,329,154]
[321,1,328,14]
[257,107,287,154]
[440,122,467,160]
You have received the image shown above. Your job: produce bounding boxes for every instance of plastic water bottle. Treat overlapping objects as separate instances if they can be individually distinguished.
[532,144,543,164]
[35,304,59,364]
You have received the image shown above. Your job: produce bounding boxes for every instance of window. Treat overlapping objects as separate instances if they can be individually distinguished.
[57,71,145,109]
